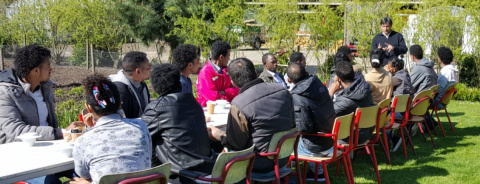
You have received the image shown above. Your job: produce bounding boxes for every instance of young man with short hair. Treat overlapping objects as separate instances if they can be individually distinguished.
[173,44,201,93]
[258,53,287,88]
[435,46,459,108]
[109,51,151,118]
[409,44,437,95]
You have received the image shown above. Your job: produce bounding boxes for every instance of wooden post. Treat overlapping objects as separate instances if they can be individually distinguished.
[23,34,27,46]
[90,44,95,73]
[86,39,89,70]
[0,47,4,70]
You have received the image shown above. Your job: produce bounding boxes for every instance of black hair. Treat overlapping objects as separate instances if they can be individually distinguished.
[228,58,257,88]
[335,61,355,83]
[14,44,51,78]
[173,44,199,71]
[380,17,393,25]
[122,51,148,74]
[409,45,423,59]
[389,58,405,71]
[83,74,121,116]
[287,62,308,84]
[289,52,304,63]
[437,46,453,65]
[370,48,383,68]
[262,53,275,65]
[211,40,231,60]
[151,64,182,96]
[334,46,352,64]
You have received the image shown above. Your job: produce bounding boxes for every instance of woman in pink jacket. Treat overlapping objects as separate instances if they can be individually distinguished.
[196,41,239,106]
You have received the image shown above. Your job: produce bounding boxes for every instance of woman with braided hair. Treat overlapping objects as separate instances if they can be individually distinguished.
[70,74,152,184]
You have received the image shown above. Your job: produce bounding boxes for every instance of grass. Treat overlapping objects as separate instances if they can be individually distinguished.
[318,100,480,184]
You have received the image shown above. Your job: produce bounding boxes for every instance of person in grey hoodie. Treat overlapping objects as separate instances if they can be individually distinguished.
[434,47,459,108]
[409,44,438,94]
[109,51,151,118]
[329,61,374,144]
[0,44,82,144]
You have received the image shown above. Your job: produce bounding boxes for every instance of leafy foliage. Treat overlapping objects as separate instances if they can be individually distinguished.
[454,83,480,102]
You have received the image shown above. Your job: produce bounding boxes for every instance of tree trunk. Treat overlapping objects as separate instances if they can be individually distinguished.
[86,39,89,70]
[0,47,4,70]
[90,44,95,73]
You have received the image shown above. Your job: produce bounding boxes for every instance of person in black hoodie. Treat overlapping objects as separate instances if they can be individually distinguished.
[141,64,216,184]
[371,17,408,65]
[329,61,374,144]
[288,62,336,180]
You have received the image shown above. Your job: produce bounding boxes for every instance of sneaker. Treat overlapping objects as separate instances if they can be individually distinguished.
[410,124,419,136]
[390,135,402,152]
[306,170,326,182]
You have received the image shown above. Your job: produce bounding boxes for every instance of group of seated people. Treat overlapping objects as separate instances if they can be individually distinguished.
[0,39,459,183]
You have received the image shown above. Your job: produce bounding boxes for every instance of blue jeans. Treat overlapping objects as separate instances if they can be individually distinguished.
[24,175,61,184]
[297,139,335,175]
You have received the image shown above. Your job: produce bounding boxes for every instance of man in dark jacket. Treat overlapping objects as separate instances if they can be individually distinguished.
[409,44,438,95]
[329,61,374,144]
[109,51,151,118]
[371,17,408,65]
[258,53,287,88]
[288,62,335,181]
[385,58,415,97]
[141,64,216,184]
[210,58,295,175]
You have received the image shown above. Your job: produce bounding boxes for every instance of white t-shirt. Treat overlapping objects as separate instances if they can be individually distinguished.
[28,88,49,126]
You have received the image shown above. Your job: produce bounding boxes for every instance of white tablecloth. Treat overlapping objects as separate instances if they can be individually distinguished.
[0,140,74,183]
[205,105,230,128]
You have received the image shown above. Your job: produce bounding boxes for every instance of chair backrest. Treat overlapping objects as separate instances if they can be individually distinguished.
[392,94,410,113]
[410,90,432,116]
[267,128,300,159]
[335,113,355,140]
[210,145,255,184]
[355,105,380,129]
[428,84,440,98]
[118,173,167,184]
[99,163,171,184]
[440,84,458,105]
[377,98,392,128]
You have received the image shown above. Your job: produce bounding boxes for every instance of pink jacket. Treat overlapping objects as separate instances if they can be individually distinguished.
[196,60,239,106]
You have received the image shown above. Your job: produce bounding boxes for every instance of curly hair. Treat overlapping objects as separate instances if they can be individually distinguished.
[289,52,304,63]
[437,46,453,65]
[122,51,148,74]
[211,40,231,60]
[14,44,51,78]
[173,44,199,71]
[151,64,182,96]
[334,46,352,64]
[389,58,405,71]
[83,74,121,116]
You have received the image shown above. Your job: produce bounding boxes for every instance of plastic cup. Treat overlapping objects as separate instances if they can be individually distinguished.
[207,101,216,114]
[71,128,83,142]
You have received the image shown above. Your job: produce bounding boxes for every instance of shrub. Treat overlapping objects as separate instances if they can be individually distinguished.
[453,83,480,102]
[68,87,84,96]
[56,99,85,128]
[458,54,480,88]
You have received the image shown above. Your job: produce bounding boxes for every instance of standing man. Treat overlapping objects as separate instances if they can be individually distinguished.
[371,17,408,65]
[196,40,239,106]
[173,44,201,93]
[258,53,287,88]
[109,51,151,118]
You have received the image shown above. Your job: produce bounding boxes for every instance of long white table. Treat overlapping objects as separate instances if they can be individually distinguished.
[0,140,74,184]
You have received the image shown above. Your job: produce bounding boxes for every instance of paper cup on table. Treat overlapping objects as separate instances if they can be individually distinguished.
[70,128,83,142]
[207,101,216,114]
[62,129,72,142]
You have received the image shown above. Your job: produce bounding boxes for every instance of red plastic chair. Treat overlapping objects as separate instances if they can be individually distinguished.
[118,173,167,184]
[290,113,355,184]
[350,105,382,183]
[408,89,437,149]
[379,94,412,164]
[429,84,458,136]
[174,145,256,184]
[253,128,302,184]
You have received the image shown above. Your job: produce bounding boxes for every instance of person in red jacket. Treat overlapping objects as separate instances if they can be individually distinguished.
[196,40,239,106]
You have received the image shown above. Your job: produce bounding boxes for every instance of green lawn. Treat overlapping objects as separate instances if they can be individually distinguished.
[322,100,480,184]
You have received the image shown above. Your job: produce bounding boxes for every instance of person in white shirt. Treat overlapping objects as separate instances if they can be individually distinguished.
[435,46,459,108]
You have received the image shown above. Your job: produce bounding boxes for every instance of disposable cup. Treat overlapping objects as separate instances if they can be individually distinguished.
[207,101,216,114]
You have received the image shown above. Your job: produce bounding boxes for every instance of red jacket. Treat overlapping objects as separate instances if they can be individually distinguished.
[196,60,239,106]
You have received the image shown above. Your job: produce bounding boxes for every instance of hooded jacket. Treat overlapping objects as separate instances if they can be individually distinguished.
[291,75,336,152]
[410,58,438,94]
[392,69,415,97]
[109,70,150,118]
[141,92,215,173]
[436,64,459,103]
[0,68,61,144]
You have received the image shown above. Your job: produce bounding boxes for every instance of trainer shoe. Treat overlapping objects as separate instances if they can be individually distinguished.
[306,170,326,182]
[390,135,402,152]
